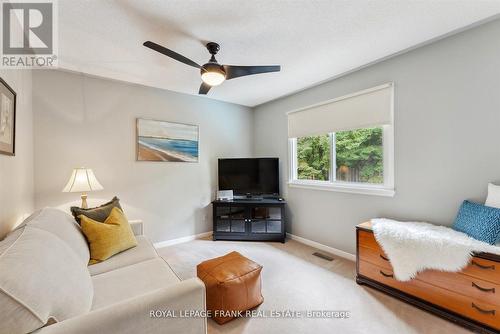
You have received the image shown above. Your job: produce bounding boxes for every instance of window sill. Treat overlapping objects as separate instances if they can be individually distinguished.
[288,180,395,197]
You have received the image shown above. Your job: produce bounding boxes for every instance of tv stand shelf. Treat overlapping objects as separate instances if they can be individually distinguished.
[212,199,286,243]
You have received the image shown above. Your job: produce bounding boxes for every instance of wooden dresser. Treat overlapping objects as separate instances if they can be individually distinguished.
[356,221,500,334]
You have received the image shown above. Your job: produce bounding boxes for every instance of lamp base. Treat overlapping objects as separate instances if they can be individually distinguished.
[81,193,88,209]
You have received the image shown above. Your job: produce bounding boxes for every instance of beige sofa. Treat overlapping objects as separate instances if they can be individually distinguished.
[0,208,207,334]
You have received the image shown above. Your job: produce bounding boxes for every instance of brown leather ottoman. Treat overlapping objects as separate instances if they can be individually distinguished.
[196,251,263,324]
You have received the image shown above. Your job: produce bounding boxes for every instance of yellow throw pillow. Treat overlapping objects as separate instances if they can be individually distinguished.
[80,207,138,265]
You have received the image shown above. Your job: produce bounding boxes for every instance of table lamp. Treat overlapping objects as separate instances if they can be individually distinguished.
[62,167,104,208]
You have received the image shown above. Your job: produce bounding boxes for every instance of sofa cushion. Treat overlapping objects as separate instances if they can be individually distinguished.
[80,207,138,264]
[0,227,93,334]
[71,196,122,224]
[88,235,158,276]
[22,207,90,264]
[91,258,179,310]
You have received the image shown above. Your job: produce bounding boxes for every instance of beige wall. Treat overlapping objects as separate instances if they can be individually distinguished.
[0,70,34,238]
[253,18,500,255]
[32,70,253,243]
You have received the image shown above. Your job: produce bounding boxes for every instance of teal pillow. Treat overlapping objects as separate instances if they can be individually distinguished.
[452,200,500,244]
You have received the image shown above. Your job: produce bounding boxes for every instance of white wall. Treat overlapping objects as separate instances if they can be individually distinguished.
[0,70,34,238]
[33,70,253,243]
[253,19,500,255]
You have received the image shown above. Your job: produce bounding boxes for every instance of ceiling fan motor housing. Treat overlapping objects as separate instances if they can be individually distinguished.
[206,42,220,55]
[201,62,225,76]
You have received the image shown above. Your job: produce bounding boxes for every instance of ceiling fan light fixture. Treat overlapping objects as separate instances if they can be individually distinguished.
[201,63,226,86]
[201,71,225,86]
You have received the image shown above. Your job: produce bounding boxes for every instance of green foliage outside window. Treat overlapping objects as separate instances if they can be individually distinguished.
[296,127,383,183]
[335,127,383,183]
[297,135,330,180]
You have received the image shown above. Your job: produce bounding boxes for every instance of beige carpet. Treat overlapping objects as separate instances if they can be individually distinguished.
[156,238,472,334]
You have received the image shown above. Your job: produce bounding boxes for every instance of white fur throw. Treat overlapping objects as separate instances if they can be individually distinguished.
[371,218,500,281]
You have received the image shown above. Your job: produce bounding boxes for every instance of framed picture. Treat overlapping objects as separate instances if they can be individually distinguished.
[136,118,199,162]
[0,78,16,156]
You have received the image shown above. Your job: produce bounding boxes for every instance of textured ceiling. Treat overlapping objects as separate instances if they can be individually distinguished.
[58,1,500,107]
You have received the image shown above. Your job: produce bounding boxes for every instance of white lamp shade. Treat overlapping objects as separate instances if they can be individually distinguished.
[62,168,104,193]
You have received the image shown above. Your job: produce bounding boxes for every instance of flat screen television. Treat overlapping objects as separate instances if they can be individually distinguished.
[218,158,279,196]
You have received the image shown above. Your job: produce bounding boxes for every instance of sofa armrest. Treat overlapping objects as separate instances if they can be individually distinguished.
[36,278,206,334]
[129,220,143,236]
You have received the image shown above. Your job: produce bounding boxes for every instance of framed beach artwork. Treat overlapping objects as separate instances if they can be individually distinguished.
[0,78,16,156]
[136,118,199,162]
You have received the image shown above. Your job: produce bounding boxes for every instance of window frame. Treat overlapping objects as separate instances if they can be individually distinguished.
[288,124,395,197]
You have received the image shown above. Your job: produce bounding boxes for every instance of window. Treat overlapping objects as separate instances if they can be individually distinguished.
[288,84,394,196]
[292,126,386,182]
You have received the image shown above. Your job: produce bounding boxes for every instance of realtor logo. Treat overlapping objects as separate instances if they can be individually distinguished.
[1,0,58,68]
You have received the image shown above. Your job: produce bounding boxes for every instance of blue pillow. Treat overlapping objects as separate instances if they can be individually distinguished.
[452,200,500,244]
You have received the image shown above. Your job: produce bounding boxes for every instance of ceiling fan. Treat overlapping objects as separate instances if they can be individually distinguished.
[143,41,281,95]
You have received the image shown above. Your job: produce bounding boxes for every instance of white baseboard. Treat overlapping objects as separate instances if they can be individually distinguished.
[154,231,213,249]
[287,233,356,262]
[153,230,355,262]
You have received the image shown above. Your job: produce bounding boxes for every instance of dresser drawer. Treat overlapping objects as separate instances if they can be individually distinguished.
[359,260,500,330]
[417,270,500,307]
[358,230,382,252]
[462,257,500,285]
[359,229,500,285]
[360,238,500,306]
[358,245,391,270]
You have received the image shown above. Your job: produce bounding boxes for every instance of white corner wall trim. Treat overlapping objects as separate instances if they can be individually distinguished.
[154,231,213,249]
[287,232,356,262]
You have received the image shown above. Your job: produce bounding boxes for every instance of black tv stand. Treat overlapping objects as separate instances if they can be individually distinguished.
[234,197,263,201]
[212,198,286,243]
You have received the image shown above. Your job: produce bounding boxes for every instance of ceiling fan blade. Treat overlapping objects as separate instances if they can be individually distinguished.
[199,82,211,95]
[143,41,200,69]
[223,65,280,80]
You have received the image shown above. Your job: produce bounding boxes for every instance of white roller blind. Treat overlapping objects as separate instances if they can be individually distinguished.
[288,83,393,138]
